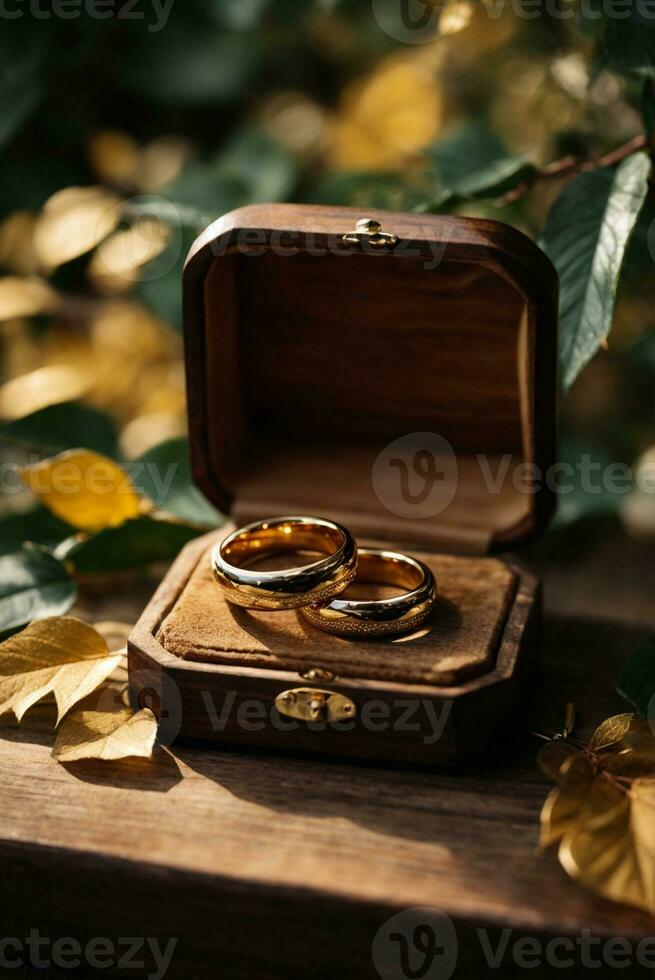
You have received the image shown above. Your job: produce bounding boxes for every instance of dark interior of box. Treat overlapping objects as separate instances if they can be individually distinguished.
[202,246,536,553]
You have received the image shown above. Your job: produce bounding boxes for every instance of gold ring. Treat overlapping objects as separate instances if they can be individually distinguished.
[300,548,436,638]
[211,516,358,611]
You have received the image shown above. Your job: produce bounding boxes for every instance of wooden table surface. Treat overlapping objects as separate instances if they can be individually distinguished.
[1,552,654,979]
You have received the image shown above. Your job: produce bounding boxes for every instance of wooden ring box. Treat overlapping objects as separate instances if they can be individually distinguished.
[129,204,559,768]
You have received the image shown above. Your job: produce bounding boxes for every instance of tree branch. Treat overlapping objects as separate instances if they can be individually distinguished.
[499,134,649,205]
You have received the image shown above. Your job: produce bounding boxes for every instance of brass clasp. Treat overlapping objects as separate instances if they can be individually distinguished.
[275,688,356,724]
[342,218,398,250]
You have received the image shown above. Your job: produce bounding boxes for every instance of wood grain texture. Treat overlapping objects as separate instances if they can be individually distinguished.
[183,204,559,553]
[2,615,654,980]
[239,253,524,450]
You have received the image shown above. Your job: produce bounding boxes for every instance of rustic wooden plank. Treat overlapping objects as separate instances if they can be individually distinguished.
[0,610,653,979]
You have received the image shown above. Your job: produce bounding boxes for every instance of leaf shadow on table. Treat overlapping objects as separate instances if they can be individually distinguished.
[0,703,60,749]
[60,747,183,793]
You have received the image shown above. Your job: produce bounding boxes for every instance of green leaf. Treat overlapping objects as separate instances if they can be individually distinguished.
[137,262,185,331]
[540,152,651,390]
[0,402,118,457]
[136,129,297,330]
[618,640,655,719]
[422,121,535,209]
[0,507,75,558]
[166,128,297,212]
[0,548,77,633]
[133,438,222,527]
[124,198,206,230]
[136,227,199,330]
[602,15,655,78]
[219,128,299,203]
[60,518,204,574]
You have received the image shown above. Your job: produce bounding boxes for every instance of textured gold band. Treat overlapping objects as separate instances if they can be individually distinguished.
[211,516,358,611]
[300,548,437,638]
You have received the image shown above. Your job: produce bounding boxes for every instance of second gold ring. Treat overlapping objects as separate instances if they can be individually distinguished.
[300,547,437,638]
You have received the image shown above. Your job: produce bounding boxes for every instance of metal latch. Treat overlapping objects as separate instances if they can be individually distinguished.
[275,688,356,724]
[342,218,398,250]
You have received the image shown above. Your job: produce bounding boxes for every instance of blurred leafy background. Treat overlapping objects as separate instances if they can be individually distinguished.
[1,0,654,631]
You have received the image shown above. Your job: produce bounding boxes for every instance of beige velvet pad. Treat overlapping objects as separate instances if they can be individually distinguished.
[157,543,518,686]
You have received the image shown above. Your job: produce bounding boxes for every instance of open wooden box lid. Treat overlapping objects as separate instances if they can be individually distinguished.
[183,204,558,554]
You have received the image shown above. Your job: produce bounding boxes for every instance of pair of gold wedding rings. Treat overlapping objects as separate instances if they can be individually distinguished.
[211,516,437,639]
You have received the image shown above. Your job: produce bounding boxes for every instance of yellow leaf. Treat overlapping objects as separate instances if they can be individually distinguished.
[539,755,625,847]
[52,706,157,761]
[538,714,655,912]
[89,217,169,294]
[537,739,579,783]
[0,364,90,421]
[88,130,141,188]
[0,617,122,723]
[439,0,474,36]
[445,1,517,53]
[329,57,442,171]
[0,211,39,275]
[136,135,192,192]
[631,779,655,908]
[606,750,655,780]
[588,713,634,752]
[119,411,185,459]
[559,784,655,914]
[20,449,143,532]
[613,717,655,755]
[0,319,41,380]
[34,186,122,267]
[260,93,326,156]
[0,276,57,320]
